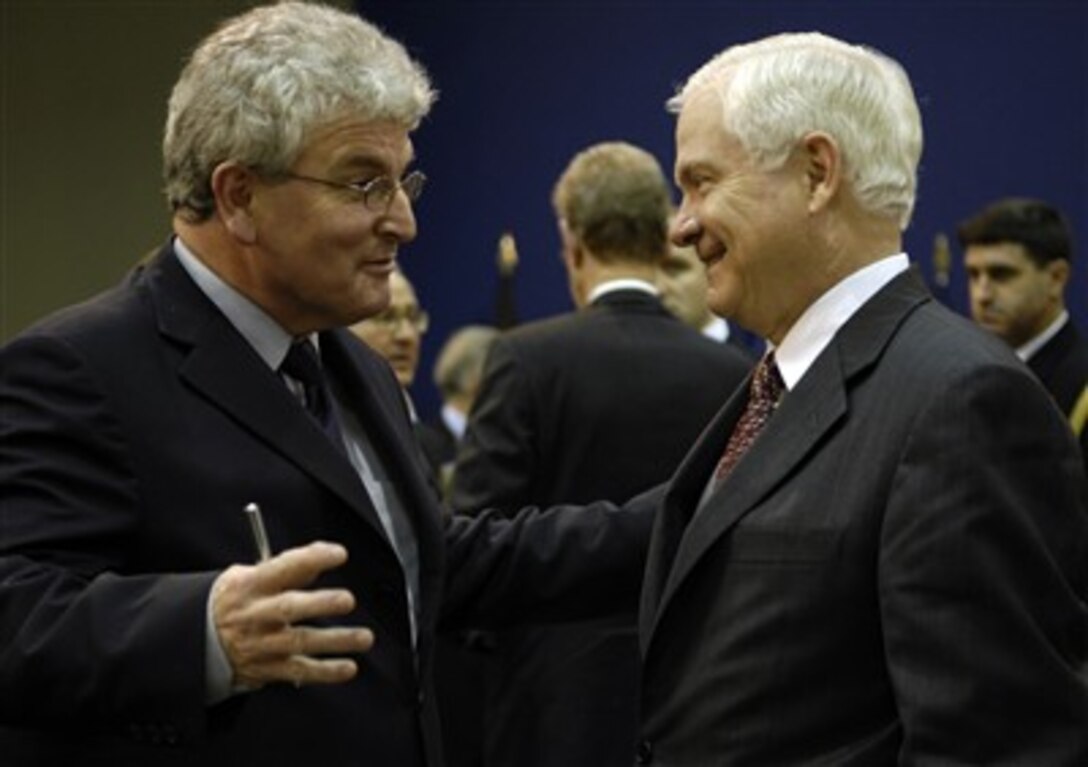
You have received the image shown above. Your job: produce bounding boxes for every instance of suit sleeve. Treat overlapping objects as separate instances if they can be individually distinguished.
[440,484,663,629]
[880,362,1088,764]
[0,334,213,729]
[449,336,538,515]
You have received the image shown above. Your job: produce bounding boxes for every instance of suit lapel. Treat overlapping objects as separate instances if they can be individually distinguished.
[638,385,745,642]
[145,246,390,538]
[642,270,932,648]
[644,352,849,643]
[322,329,447,585]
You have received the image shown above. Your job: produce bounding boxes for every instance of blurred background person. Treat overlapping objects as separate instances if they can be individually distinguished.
[958,197,1087,461]
[349,267,446,480]
[426,324,501,494]
[348,267,430,395]
[451,141,752,767]
[657,236,758,359]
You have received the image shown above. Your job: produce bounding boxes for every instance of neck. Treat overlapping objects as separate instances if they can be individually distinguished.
[574,257,658,308]
[764,223,902,346]
[174,217,248,293]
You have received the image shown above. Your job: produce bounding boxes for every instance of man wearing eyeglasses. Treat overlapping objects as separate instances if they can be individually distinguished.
[0,4,652,766]
[348,268,449,480]
[349,268,431,394]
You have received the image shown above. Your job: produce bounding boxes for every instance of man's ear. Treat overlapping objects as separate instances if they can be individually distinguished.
[558,219,584,270]
[800,131,841,213]
[211,162,258,244]
[1046,258,1070,297]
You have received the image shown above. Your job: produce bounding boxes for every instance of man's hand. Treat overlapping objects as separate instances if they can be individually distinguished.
[211,541,375,689]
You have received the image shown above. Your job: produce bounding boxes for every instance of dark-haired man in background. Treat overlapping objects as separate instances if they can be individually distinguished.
[958,197,1088,459]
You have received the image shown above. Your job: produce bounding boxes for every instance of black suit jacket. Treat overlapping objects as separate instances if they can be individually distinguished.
[636,271,1088,765]
[1027,317,1088,458]
[416,418,457,484]
[453,289,752,511]
[0,245,653,766]
[450,289,752,766]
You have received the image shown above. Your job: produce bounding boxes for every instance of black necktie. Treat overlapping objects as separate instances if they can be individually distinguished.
[714,351,785,482]
[280,340,345,451]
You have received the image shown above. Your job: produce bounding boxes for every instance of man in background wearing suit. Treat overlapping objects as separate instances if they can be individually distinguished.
[451,141,752,767]
[633,32,1088,765]
[349,268,430,398]
[348,267,447,483]
[0,5,652,765]
[958,197,1088,461]
[657,237,758,359]
[426,324,501,494]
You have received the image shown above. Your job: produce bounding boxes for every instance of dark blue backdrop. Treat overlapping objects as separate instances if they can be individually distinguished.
[356,0,1087,421]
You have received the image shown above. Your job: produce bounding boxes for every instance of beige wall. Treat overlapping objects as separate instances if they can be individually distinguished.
[1,0,350,340]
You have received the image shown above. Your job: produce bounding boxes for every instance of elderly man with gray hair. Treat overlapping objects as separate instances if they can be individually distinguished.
[632,31,1088,765]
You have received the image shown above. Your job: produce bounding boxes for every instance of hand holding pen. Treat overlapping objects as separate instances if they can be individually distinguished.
[207,502,375,690]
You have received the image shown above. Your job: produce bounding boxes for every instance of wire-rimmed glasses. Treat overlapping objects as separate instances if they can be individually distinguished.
[275,170,426,212]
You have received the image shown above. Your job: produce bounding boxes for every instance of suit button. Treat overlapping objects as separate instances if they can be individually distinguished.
[636,739,653,764]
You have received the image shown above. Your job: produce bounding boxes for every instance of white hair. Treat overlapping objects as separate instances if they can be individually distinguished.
[668,32,923,230]
[164,2,436,220]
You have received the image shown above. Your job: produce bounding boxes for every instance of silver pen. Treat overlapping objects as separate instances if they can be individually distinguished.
[243,502,272,562]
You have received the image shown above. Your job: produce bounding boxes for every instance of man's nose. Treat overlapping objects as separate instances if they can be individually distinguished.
[669,209,700,247]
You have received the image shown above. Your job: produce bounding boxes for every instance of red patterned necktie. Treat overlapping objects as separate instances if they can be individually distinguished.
[714,352,785,481]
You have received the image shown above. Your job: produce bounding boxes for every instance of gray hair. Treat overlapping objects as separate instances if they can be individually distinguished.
[164,2,436,221]
[434,325,500,399]
[668,32,923,230]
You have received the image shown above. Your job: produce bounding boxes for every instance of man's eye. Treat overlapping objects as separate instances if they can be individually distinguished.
[351,177,380,190]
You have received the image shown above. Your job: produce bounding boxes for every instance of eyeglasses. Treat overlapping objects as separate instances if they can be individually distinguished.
[275,170,426,212]
[368,308,430,334]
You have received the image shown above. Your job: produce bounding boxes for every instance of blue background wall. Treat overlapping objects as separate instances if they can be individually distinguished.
[355,0,1087,420]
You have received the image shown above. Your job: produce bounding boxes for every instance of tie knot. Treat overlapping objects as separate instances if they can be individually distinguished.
[713,351,785,483]
[750,352,785,408]
[281,340,324,389]
[279,339,343,450]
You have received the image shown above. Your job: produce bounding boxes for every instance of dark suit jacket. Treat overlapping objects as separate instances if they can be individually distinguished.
[0,244,653,767]
[450,289,752,767]
[636,271,1088,765]
[1027,317,1088,458]
[453,289,752,511]
[415,418,457,490]
[418,418,457,470]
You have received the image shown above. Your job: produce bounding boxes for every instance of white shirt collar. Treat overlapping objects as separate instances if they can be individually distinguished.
[587,278,658,304]
[1016,310,1068,362]
[774,253,910,390]
[441,403,468,441]
[702,315,730,342]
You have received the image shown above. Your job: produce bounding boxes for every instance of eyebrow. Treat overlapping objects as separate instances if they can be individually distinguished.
[674,160,712,189]
[338,156,389,175]
[337,150,416,177]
